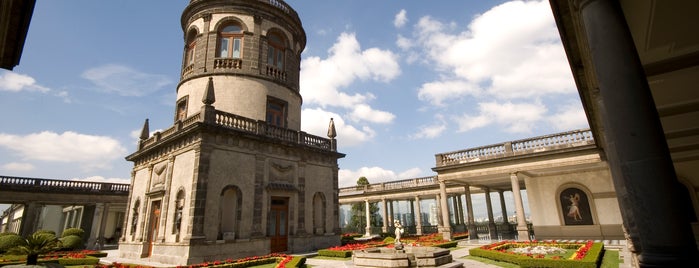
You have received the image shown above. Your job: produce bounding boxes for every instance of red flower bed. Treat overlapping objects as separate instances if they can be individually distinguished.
[470,240,604,268]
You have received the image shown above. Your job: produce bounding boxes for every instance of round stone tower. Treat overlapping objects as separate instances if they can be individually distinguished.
[177,0,306,130]
[121,1,344,265]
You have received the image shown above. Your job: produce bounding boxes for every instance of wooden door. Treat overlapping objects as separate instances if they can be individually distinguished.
[147,202,161,257]
[268,197,288,253]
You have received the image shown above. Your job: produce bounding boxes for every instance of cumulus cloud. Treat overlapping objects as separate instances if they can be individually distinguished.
[300,32,400,108]
[413,0,574,103]
[394,9,408,28]
[410,114,447,139]
[1,162,35,172]
[0,71,50,92]
[548,101,589,131]
[454,101,548,133]
[348,104,395,124]
[301,108,375,147]
[0,131,127,171]
[338,166,423,187]
[82,64,172,97]
[417,80,482,106]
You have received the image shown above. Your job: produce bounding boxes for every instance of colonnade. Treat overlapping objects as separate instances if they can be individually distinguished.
[351,173,530,241]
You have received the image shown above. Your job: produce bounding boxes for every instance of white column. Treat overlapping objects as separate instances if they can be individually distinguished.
[414,196,423,235]
[364,199,371,237]
[484,188,498,239]
[510,173,529,240]
[438,179,452,240]
[381,198,388,233]
[464,185,478,240]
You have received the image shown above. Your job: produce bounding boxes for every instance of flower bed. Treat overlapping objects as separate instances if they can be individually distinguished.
[0,250,105,267]
[469,240,603,268]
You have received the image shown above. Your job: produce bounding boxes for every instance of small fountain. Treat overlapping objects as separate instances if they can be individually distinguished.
[352,220,464,268]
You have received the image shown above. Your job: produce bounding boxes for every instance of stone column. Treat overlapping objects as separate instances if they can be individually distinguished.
[438,180,452,240]
[388,201,394,227]
[364,199,371,237]
[457,195,466,226]
[577,0,699,265]
[510,173,529,241]
[19,202,40,238]
[498,190,513,236]
[464,185,478,240]
[381,198,388,233]
[484,188,497,240]
[451,195,460,225]
[414,196,423,235]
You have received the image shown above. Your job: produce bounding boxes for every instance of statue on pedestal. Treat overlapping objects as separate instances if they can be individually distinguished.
[394,220,405,249]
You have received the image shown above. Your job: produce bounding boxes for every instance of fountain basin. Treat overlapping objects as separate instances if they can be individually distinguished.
[352,246,463,267]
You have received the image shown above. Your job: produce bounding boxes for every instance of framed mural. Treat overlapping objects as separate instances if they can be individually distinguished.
[560,188,593,225]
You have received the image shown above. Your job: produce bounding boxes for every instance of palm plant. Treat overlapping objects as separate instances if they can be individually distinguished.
[7,232,61,265]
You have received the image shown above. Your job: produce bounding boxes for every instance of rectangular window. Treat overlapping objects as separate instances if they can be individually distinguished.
[219,39,229,57]
[266,99,286,127]
[267,47,275,66]
[232,38,241,58]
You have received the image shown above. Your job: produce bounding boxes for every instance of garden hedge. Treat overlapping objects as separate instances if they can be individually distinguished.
[317,249,353,258]
[470,242,604,268]
[0,234,24,253]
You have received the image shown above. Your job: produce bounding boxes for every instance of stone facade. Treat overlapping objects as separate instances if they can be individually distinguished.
[118,0,344,265]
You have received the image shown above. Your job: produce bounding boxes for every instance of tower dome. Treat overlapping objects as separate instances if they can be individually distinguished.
[177,0,306,130]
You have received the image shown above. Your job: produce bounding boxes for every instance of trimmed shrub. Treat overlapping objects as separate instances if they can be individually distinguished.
[0,232,18,237]
[283,256,306,267]
[61,228,85,239]
[32,230,56,236]
[58,255,100,266]
[59,235,84,250]
[317,249,353,258]
[0,233,24,253]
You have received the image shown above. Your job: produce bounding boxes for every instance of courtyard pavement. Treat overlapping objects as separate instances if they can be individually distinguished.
[99,239,632,268]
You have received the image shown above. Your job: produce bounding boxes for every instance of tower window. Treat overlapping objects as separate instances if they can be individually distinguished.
[267,33,285,70]
[185,29,197,65]
[175,96,188,121]
[218,24,243,58]
[266,98,286,127]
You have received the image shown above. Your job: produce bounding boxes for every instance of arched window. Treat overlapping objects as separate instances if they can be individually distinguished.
[559,188,593,225]
[313,192,326,234]
[218,23,243,58]
[172,190,185,235]
[220,186,241,240]
[130,200,140,235]
[185,29,198,66]
[267,32,285,69]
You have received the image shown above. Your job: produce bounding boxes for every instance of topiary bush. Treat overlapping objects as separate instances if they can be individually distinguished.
[59,235,84,250]
[61,228,85,239]
[32,230,57,236]
[0,233,24,253]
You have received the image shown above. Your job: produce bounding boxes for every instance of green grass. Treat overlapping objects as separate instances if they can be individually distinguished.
[465,255,520,267]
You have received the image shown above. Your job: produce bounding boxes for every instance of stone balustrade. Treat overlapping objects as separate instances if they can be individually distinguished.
[0,175,130,195]
[139,109,334,152]
[436,129,594,167]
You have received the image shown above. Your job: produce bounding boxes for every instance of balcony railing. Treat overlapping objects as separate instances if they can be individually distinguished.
[139,109,335,153]
[265,65,287,81]
[214,58,243,70]
[0,176,130,195]
[435,129,595,167]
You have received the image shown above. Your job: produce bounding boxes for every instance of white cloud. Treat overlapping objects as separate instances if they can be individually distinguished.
[82,64,172,97]
[411,0,575,102]
[338,166,423,187]
[455,101,548,133]
[394,9,408,28]
[348,104,395,124]
[548,101,589,131]
[417,80,481,106]
[410,114,447,139]
[1,162,35,172]
[301,108,375,147]
[300,32,400,108]
[0,131,127,171]
[0,70,50,92]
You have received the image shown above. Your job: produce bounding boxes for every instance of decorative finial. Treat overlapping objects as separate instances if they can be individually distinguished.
[202,77,216,105]
[327,118,337,139]
[140,119,150,140]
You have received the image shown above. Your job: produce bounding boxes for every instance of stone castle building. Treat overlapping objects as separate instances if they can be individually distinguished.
[118,0,345,264]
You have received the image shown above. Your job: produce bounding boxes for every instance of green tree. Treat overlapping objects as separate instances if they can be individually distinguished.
[7,232,61,265]
[348,177,383,233]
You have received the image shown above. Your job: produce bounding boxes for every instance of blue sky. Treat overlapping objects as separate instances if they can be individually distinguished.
[0,0,587,207]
